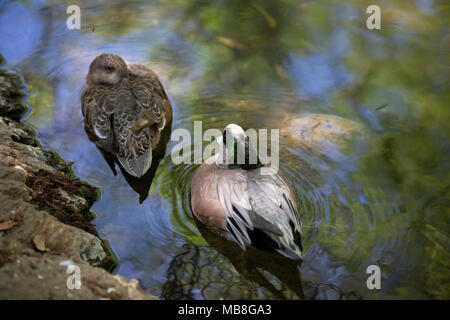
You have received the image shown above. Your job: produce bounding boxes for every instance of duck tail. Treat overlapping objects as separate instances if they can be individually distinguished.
[276,221,303,260]
[248,225,303,261]
[275,244,303,261]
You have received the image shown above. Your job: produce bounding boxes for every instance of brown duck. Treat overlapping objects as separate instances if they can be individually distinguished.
[190,124,303,260]
[81,53,172,178]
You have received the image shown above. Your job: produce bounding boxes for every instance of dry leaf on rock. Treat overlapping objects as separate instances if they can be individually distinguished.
[0,220,20,231]
[33,233,47,252]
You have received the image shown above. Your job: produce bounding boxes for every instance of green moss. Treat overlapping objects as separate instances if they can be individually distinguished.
[42,150,77,178]
[0,69,29,120]
[100,239,120,272]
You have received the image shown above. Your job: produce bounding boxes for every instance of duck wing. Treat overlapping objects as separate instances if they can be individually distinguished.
[81,85,116,151]
[127,65,168,132]
[81,84,154,178]
[112,93,153,178]
[248,167,303,260]
[215,170,254,249]
[191,163,292,251]
[191,164,254,249]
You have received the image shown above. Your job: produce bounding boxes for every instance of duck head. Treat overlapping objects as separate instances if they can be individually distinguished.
[86,53,128,86]
[216,124,264,170]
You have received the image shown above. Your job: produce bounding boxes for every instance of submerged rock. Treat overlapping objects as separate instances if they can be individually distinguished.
[280,113,365,161]
[0,61,156,299]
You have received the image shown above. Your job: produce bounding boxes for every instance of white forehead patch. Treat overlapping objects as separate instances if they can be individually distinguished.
[224,124,245,137]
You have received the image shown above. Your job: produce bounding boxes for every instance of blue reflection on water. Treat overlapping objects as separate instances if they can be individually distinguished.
[0,1,44,64]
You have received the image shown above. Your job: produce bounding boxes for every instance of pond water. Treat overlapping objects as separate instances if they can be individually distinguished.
[0,0,448,299]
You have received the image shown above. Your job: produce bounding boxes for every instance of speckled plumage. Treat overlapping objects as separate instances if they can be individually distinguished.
[81,54,172,178]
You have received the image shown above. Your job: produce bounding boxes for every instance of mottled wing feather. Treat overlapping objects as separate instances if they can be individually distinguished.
[114,113,152,177]
[81,86,113,151]
[111,86,154,177]
[128,65,167,130]
[81,81,154,177]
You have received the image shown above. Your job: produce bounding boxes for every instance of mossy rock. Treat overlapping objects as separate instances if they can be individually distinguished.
[0,68,29,120]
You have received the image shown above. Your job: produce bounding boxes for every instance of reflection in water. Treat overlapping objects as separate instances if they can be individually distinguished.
[0,0,448,299]
[196,219,304,299]
[162,241,304,300]
[164,220,362,300]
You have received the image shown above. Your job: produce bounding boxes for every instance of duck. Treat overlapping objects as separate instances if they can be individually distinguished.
[190,124,303,260]
[81,53,172,178]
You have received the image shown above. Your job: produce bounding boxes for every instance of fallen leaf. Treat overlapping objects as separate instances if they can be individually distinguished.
[33,233,47,252]
[253,5,277,29]
[0,220,19,231]
[216,37,246,51]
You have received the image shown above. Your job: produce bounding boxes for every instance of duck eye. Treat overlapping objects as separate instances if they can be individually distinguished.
[105,66,114,73]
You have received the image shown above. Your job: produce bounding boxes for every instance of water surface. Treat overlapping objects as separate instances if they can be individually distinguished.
[0,0,448,299]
